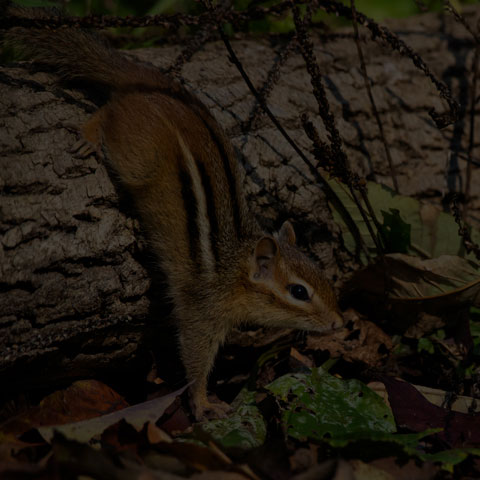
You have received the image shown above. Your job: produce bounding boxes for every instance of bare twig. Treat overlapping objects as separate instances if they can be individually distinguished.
[302,114,369,259]
[201,0,369,259]
[466,44,479,207]
[316,0,459,128]
[451,196,480,262]
[350,0,399,193]
[1,10,208,30]
[291,2,384,253]
[301,114,333,171]
[4,0,459,129]
[444,0,480,44]
[443,2,480,211]
[0,1,296,35]
[6,0,467,262]
[414,0,429,13]
[167,21,216,77]
[245,36,297,132]
[291,3,346,177]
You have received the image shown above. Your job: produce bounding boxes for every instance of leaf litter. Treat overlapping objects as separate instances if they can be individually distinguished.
[3,2,480,480]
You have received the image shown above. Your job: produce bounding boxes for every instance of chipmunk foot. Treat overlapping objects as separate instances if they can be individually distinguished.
[192,395,232,421]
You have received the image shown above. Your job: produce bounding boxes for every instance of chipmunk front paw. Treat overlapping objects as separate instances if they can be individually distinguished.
[69,138,105,161]
[65,124,104,160]
[69,138,96,158]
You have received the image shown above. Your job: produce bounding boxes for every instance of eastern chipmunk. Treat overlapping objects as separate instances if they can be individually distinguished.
[5,5,343,419]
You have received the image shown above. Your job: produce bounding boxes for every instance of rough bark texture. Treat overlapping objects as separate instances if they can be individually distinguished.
[1,8,479,390]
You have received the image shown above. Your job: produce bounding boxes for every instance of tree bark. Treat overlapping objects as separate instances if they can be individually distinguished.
[1,7,479,390]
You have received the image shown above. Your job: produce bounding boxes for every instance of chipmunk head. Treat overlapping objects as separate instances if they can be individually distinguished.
[245,221,343,332]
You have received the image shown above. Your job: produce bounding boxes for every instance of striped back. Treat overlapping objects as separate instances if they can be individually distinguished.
[98,88,256,283]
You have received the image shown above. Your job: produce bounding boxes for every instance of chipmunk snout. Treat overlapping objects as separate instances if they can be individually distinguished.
[331,311,344,330]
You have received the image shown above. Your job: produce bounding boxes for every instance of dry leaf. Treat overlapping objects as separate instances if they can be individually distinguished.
[370,381,480,414]
[381,376,480,447]
[0,380,128,440]
[348,254,480,307]
[290,348,314,368]
[307,310,391,367]
[39,384,189,443]
[147,422,172,444]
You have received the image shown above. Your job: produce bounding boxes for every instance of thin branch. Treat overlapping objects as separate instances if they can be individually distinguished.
[413,0,429,13]
[1,9,208,30]
[443,1,480,211]
[244,36,297,132]
[201,0,369,259]
[444,0,480,44]
[4,0,460,129]
[466,44,479,208]
[291,3,346,174]
[167,21,216,77]
[451,195,480,262]
[291,2,384,253]
[302,114,369,259]
[350,0,399,193]
[316,0,459,128]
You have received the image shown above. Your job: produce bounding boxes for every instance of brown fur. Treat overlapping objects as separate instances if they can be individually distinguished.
[6,9,343,419]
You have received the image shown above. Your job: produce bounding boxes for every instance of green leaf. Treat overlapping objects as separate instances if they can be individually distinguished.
[470,319,480,351]
[433,329,445,341]
[379,209,411,253]
[265,369,480,470]
[195,370,480,471]
[418,337,435,354]
[266,368,395,442]
[470,320,480,338]
[196,390,266,451]
[328,179,480,264]
[327,429,439,448]
[334,431,480,472]
[416,448,480,473]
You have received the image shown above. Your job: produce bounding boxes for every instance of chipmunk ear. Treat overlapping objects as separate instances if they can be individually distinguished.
[251,236,278,280]
[279,221,296,246]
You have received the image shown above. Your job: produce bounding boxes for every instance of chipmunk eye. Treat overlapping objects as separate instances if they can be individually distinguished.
[288,284,310,301]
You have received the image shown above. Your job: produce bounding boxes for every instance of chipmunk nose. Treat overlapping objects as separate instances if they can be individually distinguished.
[331,311,344,330]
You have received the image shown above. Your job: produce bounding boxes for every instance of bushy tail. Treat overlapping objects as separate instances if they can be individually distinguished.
[3,3,171,92]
